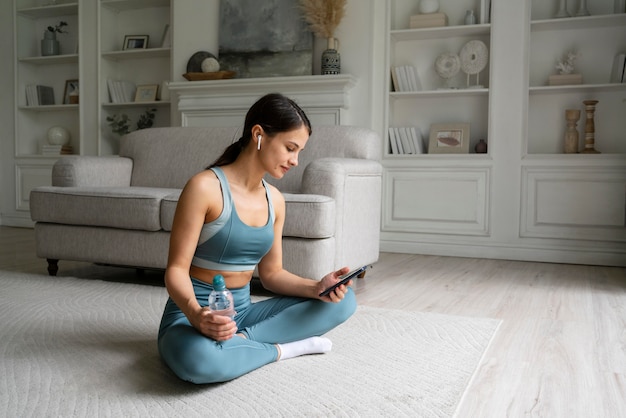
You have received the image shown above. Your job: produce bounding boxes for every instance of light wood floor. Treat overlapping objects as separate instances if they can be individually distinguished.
[1,225,625,417]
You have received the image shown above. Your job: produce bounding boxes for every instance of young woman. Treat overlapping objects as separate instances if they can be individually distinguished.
[157,93,357,384]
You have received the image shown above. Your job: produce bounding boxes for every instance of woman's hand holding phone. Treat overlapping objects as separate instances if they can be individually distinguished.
[318,265,370,300]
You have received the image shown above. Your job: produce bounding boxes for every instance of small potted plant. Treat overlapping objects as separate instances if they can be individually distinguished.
[41,21,68,56]
[107,108,157,136]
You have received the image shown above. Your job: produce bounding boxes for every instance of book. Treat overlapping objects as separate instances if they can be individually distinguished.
[410,127,424,154]
[41,144,73,155]
[610,53,626,83]
[399,127,414,154]
[107,79,137,103]
[388,127,399,154]
[37,85,55,105]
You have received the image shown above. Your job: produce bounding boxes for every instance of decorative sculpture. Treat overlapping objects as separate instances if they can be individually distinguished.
[459,40,488,88]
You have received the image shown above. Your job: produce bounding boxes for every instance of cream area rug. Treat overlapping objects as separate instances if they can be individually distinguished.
[0,272,500,417]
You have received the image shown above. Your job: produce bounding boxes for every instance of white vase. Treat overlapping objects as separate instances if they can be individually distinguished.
[576,0,590,16]
[419,0,439,14]
[555,0,570,18]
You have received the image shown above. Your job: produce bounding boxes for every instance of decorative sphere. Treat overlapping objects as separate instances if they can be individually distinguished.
[47,126,71,145]
[201,57,220,73]
[419,0,440,14]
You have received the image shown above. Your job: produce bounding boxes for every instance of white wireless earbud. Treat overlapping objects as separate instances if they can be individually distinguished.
[257,135,262,150]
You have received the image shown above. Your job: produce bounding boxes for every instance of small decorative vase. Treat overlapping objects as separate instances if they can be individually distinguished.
[419,0,439,14]
[563,109,580,153]
[464,10,476,25]
[474,139,487,154]
[555,0,570,18]
[576,0,590,16]
[41,31,59,56]
[321,37,340,75]
[581,100,600,153]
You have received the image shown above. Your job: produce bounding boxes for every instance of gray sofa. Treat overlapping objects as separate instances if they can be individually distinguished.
[30,125,382,280]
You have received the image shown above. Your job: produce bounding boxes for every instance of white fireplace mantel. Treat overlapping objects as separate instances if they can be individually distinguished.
[168,74,357,128]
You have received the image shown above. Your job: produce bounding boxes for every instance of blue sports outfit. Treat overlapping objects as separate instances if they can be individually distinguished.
[158,167,356,384]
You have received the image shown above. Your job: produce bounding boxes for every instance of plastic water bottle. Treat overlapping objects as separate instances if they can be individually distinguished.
[208,274,235,318]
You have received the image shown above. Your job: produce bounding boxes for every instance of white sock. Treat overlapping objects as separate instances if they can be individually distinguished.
[277,337,333,361]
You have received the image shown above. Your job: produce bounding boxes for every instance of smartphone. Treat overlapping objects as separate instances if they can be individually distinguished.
[319,265,370,297]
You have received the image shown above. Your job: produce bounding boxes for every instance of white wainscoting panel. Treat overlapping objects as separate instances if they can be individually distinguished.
[382,166,491,236]
[521,166,626,242]
[16,164,53,212]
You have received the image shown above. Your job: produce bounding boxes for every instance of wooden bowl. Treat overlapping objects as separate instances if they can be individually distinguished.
[182,71,236,81]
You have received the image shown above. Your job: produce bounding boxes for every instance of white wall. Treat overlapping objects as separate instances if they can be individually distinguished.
[0,2,16,226]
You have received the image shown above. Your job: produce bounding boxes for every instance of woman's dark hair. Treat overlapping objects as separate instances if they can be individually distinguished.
[209,93,312,168]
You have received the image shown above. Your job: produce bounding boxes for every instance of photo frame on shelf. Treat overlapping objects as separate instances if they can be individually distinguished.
[428,123,470,154]
[134,84,159,102]
[63,79,79,105]
[123,35,149,50]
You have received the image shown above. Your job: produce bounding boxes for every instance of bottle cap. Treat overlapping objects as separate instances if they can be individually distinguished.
[212,274,226,291]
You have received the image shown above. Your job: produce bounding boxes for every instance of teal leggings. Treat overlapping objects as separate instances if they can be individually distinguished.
[158,278,357,384]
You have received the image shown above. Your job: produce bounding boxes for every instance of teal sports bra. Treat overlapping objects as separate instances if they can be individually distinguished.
[191,167,275,271]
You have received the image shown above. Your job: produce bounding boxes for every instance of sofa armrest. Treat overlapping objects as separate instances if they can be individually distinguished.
[52,156,133,187]
[301,158,382,268]
[301,158,382,197]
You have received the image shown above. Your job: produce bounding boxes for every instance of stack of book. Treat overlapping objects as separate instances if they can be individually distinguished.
[391,66,421,92]
[388,127,424,155]
[26,85,55,106]
[107,79,136,103]
[41,144,73,156]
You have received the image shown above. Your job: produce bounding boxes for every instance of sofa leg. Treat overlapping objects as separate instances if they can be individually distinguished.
[47,259,59,276]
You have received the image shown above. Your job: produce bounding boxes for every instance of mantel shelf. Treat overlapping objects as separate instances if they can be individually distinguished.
[169,74,356,96]
[168,74,357,111]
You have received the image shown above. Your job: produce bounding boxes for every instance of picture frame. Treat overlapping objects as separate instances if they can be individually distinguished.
[63,79,79,105]
[428,123,470,154]
[134,84,159,102]
[123,35,149,50]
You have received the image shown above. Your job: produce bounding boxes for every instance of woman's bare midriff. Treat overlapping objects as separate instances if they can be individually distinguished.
[189,264,254,289]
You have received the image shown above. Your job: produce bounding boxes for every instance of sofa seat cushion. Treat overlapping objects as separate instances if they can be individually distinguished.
[282,193,335,239]
[160,191,182,232]
[30,186,179,231]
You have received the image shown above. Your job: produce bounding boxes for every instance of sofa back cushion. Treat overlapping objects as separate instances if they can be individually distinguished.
[120,125,382,191]
[119,127,241,188]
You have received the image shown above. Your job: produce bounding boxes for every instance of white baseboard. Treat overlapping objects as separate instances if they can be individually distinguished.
[380,239,626,267]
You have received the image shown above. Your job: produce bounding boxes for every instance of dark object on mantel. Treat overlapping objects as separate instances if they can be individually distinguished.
[186,51,218,73]
[182,71,236,81]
